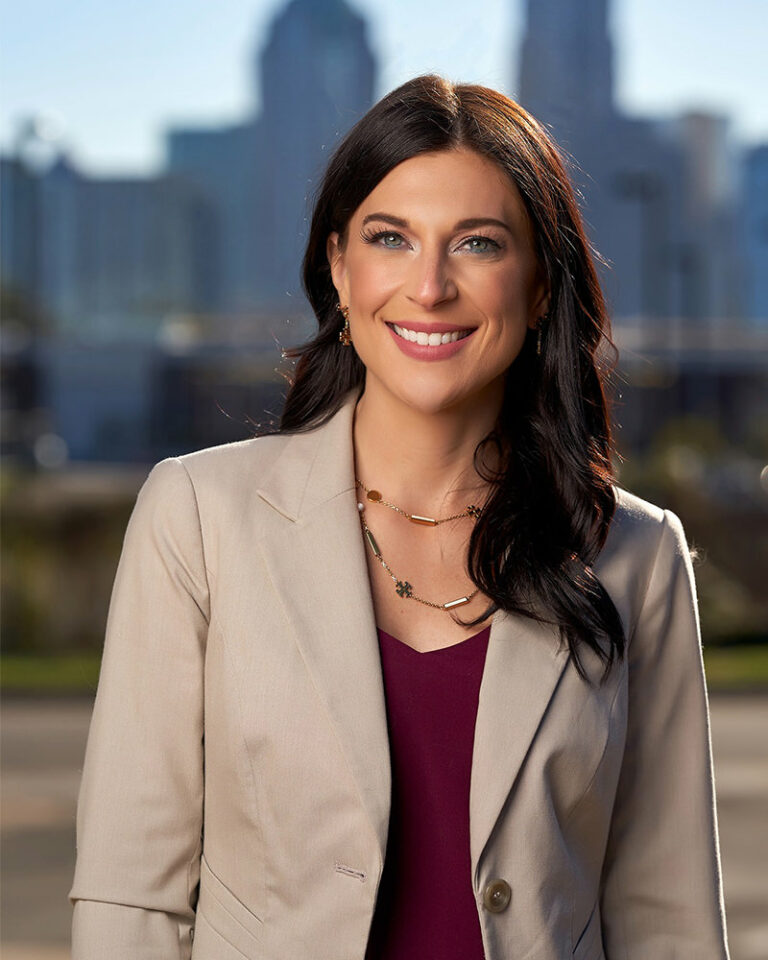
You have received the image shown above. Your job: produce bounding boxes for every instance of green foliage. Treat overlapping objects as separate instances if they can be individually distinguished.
[615,415,768,647]
[702,645,768,692]
[0,281,52,336]
[1,655,101,693]
[1,465,138,654]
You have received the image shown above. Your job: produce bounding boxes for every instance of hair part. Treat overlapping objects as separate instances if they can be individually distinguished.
[278,73,624,685]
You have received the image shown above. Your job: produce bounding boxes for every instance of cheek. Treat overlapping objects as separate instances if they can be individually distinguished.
[347,253,402,307]
[463,263,530,318]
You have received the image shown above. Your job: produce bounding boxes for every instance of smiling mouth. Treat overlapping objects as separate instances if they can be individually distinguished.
[388,323,474,346]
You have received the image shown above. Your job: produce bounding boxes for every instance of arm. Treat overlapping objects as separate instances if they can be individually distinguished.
[69,458,209,959]
[599,509,730,959]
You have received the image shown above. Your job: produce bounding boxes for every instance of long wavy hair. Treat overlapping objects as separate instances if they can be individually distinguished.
[278,74,624,685]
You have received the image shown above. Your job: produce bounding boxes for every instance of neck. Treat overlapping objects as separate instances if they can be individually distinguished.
[352,378,505,516]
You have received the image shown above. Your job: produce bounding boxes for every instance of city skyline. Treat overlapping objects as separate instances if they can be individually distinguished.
[1,0,766,176]
[1,0,765,474]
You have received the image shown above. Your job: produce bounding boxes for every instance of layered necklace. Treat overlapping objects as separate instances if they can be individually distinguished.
[355,479,484,611]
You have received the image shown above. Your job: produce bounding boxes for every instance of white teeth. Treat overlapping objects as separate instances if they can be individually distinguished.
[393,325,417,342]
[392,324,471,345]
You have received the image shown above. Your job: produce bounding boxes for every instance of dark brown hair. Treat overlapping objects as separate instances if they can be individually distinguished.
[279,73,624,684]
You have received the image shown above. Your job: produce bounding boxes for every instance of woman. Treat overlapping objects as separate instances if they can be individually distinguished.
[69,75,730,959]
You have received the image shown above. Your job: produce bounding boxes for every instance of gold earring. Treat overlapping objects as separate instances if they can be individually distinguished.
[337,303,352,346]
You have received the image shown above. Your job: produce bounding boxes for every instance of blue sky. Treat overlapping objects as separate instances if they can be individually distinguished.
[1,0,766,176]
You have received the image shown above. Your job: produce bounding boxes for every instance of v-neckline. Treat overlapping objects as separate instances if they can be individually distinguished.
[376,624,491,655]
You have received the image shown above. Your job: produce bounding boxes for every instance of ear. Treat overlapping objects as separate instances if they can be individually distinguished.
[326,231,350,305]
[527,271,550,330]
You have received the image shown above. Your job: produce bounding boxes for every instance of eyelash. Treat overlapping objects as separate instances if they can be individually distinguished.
[359,228,503,254]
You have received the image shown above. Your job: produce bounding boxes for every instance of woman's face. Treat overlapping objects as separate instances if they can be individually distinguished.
[327,147,549,416]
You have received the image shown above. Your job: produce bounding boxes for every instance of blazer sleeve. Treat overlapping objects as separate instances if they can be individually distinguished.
[68,457,209,960]
[599,508,730,959]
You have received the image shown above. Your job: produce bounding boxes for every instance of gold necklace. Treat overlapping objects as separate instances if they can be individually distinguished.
[356,481,482,611]
[355,480,483,525]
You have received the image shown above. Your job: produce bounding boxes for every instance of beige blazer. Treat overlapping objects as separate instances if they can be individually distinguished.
[69,387,730,960]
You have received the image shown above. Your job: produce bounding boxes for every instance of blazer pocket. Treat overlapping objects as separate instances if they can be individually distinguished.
[573,900,604,960]
[195,853,264,958]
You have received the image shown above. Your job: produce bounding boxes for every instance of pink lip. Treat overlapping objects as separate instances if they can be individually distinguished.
[386,323,477,361]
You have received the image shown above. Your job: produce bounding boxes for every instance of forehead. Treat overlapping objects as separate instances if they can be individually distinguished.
[356,148,530,228]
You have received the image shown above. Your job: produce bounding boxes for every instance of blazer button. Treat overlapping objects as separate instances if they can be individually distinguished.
[482,878,511,913]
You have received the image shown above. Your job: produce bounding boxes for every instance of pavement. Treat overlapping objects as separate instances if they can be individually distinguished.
[1,694,766,959]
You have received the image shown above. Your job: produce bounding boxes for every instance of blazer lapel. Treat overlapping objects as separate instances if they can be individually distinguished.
[469,609,570,882]
[255,387,572,878]
[256,388,393,862]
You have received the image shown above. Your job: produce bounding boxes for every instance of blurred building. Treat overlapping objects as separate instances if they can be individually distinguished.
[1,153,213,344]
[665,112,743,323]
[1,0,375,345]
[741,144,768,326]
[165,0,375,321]
[615,325,768,459]
[0,0,375,464]
[1,0,765,467]
[516,0,743,327]
[43,156,213,341]
[519,0,616,141]
[1,0,756,339]
[0,155,38,313]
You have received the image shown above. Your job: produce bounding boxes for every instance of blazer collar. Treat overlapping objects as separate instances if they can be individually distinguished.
[255,386,363,522]
[254,386,571,884]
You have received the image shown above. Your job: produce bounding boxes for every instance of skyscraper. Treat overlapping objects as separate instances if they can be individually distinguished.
[257,0,375,305]
[515,0,742,326]
[166,0,375,320]
[518,0,615,149]
[741,145,768,325]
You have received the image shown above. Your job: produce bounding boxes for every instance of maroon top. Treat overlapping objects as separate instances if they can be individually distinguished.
[364,624,491,960]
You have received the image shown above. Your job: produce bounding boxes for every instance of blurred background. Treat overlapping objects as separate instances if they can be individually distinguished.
[1,0,766,957]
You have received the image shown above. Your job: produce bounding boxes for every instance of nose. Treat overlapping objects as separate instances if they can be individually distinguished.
[405,248,458,310]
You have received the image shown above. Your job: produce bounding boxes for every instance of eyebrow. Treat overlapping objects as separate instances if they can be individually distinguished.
[361,212,513,234]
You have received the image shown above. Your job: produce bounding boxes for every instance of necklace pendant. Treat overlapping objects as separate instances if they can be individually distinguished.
[395,580,413,598]
[366,490,382,502]
[467,504,482,519]
[409,514,437,526]
[444,595,471,610]
[364,527,381,558]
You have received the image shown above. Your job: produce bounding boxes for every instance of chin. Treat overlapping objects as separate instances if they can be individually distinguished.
[388,378,482,417]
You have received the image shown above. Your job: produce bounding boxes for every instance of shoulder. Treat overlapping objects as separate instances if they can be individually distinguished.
[607,485,665,546]
[175,431,292,485]
[133,431,297,524]
[607,485,690,558]
[595,486,665,580]
[595,485,692,638]
[145,430,293,488]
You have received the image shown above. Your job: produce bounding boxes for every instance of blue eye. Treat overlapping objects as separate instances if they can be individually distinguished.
[360,229,406,249]
[360,229,502,254]
[461,236,501,254]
